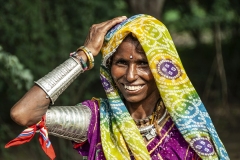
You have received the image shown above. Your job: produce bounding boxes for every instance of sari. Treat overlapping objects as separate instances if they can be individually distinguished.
[76,99,201,160]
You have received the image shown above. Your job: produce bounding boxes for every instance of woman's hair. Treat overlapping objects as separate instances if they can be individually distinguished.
[106,33,144,67]
[124,33,144,54]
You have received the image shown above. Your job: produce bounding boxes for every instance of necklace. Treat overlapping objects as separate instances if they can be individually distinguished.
[138,108,167,140]
[133,98,162,126]
[133,114,153,125]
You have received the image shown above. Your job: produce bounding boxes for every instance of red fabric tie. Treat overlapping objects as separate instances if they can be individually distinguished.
[5,116,56,160]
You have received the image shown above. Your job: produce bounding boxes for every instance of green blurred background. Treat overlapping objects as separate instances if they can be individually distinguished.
[0,0,239,159]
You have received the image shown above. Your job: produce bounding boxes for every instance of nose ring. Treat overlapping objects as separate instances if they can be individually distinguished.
[130,55,133,59]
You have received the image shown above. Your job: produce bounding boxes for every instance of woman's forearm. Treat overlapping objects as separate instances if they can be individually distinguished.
[10,85,50,126]
[10,55,87,126]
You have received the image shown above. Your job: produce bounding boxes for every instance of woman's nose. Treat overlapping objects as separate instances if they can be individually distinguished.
[126,64,138,82]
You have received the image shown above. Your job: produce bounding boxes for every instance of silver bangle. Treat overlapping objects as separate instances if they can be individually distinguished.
[35,57,84,104]
[45,104,91,143]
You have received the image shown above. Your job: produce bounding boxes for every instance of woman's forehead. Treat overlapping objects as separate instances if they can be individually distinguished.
[113,42,146,59]
[116,36,144,52]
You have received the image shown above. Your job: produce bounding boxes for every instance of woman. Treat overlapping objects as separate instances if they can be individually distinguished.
[6,14,229,160]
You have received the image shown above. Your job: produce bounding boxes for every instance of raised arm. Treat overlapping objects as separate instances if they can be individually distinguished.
[10,16,127,126]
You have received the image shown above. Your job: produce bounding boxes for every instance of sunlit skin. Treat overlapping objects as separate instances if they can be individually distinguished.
[111,38,160,119]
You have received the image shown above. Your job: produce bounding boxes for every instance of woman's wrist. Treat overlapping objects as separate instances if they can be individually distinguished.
[75,50,88,63]
[73,46,94,70]
[71,46,94,70]
[35,57,84,104]
[35,45,95,104]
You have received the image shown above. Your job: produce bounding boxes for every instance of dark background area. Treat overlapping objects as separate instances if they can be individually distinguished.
[0,0,239,159]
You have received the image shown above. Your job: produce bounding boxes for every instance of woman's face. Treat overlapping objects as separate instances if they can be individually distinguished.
[111,39,159,104]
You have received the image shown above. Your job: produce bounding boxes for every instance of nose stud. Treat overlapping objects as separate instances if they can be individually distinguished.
[130,55,133,59]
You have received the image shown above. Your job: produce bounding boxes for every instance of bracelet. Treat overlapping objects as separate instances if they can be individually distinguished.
[45,104,91,143]
[80,57,88,70]
[35,57,84,104]
[76,46,94,70]
[70,52,88,70]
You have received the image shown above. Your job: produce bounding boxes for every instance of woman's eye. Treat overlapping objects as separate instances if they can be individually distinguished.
[138,61,148,67]
[116,60,127,65]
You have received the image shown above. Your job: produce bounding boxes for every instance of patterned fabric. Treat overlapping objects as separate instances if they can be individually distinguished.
[74,100,101,160]
[5,116,56,160]
[99,14,229,159]
[146,116,200,160]
[76,100,201,160]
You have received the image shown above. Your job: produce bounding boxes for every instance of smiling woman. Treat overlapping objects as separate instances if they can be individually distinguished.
[111,34,160,116]
[6,14,229,160]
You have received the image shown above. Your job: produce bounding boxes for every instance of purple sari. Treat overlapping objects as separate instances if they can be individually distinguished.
[75,100,200,160]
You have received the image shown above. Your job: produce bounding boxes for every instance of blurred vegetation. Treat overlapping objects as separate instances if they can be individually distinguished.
[0,0,239,159]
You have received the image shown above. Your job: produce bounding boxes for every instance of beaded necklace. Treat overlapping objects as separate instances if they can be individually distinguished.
[139,108,167,140]
[133,99,167,140]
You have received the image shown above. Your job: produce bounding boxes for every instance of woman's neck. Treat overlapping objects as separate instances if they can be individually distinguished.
[125,94,160,120]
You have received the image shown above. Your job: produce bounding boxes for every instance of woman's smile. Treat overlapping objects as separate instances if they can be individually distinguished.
[124,84,144,91]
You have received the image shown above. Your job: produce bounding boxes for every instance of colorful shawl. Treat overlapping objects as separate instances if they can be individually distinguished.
[99,14,229,160]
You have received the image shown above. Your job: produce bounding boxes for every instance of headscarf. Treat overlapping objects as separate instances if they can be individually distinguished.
[99,14,229,160]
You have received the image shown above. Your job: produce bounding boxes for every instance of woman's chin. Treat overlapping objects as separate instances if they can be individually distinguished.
[123,95,144,103]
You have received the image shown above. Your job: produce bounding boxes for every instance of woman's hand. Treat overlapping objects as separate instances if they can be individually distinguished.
[83,16,127,56]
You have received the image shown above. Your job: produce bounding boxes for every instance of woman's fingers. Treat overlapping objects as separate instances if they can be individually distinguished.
[84,16,127,56]
[97,16,127,32]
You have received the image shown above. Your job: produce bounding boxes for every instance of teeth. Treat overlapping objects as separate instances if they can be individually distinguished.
[124,85,143,91]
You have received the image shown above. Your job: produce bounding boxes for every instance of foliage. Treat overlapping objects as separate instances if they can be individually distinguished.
[0,46,33,119]
[0,46,33,89]
[0,120,14,160]
[163,0,239,43]
[162,0,240,100]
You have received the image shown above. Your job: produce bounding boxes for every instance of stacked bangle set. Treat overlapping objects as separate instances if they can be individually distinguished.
[70,46,94,70]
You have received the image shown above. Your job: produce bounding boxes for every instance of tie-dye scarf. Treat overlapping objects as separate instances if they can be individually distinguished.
[99,14,229,160]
